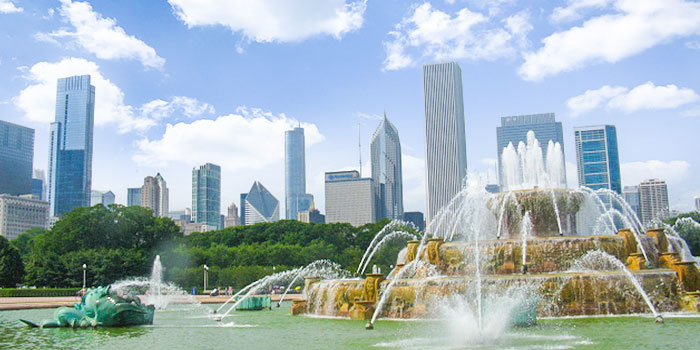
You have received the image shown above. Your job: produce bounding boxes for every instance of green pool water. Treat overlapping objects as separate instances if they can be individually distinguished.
[1,303,697,350]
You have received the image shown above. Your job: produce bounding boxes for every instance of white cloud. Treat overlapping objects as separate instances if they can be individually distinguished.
[682,105,700,117]
[687,41,700,50]
[40,0,164,69]
[520,0,700,81]
[621,160,691,186]
[550,0,612,23]
[0,0,22,13]
[401,153,426,213]
[382,3,531,70]
[133,107,324,170]
[567,82,699,116]
[14,57,211,133]
[167,0,366,43]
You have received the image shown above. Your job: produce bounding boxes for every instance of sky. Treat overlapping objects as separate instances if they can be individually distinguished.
[1,0,699,216]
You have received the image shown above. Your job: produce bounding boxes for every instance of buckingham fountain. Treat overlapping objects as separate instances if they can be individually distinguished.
[291,131,700,330]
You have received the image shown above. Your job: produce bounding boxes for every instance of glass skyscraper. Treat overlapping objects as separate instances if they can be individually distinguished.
[371,113,403,220]
[127,188,142,206]
[574,125,621,194]
[496,113,566,189]
[285,127,313,220]
[0,120,34,196]
[244,181,280,225]
[423,62,467,222]
[192,163,221,229]
[48,75,95,216]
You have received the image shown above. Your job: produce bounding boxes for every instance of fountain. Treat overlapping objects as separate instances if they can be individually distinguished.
[291,130,700,331]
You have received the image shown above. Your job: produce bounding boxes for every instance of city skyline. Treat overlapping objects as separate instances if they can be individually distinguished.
[1,0,699,215]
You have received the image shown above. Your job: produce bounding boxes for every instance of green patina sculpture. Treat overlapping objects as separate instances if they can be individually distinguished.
[20,285,155,328]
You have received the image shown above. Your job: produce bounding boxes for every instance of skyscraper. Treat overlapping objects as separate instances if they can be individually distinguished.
[90,190,115,207]
[695,197,700,212]
[639,179,670,224]
[244,181,279,225]
[622,185,642,220]
[141,173,169,217]
[32,169,46,200]
[371,113,404,220]
[423,62,467,222]
[0,120,34,196]
[0,194,49,240]
[225,203,240,227]
[48,75,95,216]
[325,170,375,226]
[192,163,221,229]
[240,193,247,226]
[127,188,142,206]
[496,113,566,189]
[573,125,621,194]
[285,127,314,220]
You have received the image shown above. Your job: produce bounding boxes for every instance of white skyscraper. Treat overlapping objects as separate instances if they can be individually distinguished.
[141,173,169,217]
[423,62,467,223]
[639,179,670,224]
[325,170,375,226]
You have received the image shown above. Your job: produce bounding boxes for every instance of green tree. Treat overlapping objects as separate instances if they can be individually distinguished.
[665,212,700,255]
[0,236,24,287]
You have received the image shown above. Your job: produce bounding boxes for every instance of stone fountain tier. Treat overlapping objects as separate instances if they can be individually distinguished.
[300,270,682,320]
[415,235,627,276]
[489,189,584,237]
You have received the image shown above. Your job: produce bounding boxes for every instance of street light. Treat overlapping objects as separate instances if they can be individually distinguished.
[82,264,87,290]
[203,264,209,292]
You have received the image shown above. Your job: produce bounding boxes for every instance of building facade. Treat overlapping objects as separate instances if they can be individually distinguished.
[0,194,49,239]
[371,113,404,220]
[573,125,621,194]
[325,170,375,226]
[244,181,279,225]
[622,186,642,221]
[403,211,425,232]
[285,127,314,220]
[127,188,142,207]
[0,120,34,196]
[496,113,566,189]
[141,173,169,217]
[225,203,240,227]
[90,190,115,207]
[31,169,46,200]
[192,163,221,229]
[695,197,700,212]
[639,179,670,224]
[48,75,95,216]
[297,208,325,224]
[239,193,247,226]
[423,62,467,223]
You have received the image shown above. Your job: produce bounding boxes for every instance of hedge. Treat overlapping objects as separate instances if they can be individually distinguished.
[0,288,81,297]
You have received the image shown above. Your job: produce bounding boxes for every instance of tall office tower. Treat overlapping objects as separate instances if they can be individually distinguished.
[496,113,566,188]
[0,194,49,239]
[285,127,314,220]
[403,211,425,231]
[639,179,670,224]
[623,186,642,220]
[0,120,34,196]
[573,125,621,194]
[324,170,375,226]
[695,197,700,212]
[32,169,46,200]
[127,188,142,206]
[90,190,115,206]
[141,173,169,217]
[423,62,467,223]
[243,181,279,225]
[225,202,240,227]
[47,75,95,216]
[192,163,221,229]
[370,113,404,220]
[239,193,247,226]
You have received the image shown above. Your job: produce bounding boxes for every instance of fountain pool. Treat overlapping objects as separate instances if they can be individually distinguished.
[2,304,700,349]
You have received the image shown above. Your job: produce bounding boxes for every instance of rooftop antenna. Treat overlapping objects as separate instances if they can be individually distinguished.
[358,122,362,177]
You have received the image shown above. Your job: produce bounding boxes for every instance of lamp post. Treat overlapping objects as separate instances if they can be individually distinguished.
[82,264,87,290]
[203,264,209,292]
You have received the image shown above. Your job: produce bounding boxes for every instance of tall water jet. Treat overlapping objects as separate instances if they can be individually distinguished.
[520,212,532,274]
[500,131,565,192]
[357,231,417,275]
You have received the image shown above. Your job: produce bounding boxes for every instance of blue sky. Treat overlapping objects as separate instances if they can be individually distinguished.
[1,0,699,215]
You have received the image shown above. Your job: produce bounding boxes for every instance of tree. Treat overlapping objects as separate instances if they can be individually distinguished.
[0,236,24,287]
[665,212,700,255]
